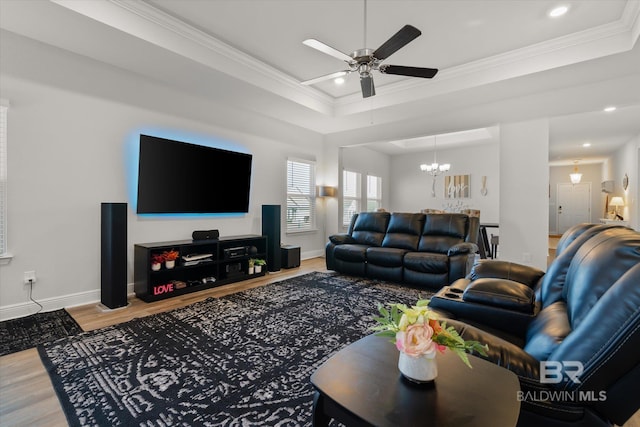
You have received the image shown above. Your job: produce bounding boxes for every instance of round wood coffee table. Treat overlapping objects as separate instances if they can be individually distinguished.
[311,334,521,427]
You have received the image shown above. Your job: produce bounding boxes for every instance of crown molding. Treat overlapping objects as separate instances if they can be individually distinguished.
[51,0,335,115]
[51,0,640,119]
[334,1,640,116]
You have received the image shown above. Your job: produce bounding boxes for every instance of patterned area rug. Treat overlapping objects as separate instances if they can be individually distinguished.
[39,272,429,426]
[0,309,82,356]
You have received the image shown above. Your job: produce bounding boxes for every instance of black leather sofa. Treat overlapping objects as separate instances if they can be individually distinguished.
[429,223,640,427]
[325,211,479,290]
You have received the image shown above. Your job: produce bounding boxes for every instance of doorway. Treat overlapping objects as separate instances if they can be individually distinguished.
[556,183,591,234]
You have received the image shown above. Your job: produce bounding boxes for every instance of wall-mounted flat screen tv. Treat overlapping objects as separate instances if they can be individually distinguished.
[136,134,252,214]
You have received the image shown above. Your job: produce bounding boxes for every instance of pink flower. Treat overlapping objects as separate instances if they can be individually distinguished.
[395,323,437,357]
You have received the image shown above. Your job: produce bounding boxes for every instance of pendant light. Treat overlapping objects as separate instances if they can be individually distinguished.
[420,136,451,197]
[570,160,582,184]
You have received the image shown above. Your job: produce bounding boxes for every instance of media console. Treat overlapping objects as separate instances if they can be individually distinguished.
[134,234,267,302]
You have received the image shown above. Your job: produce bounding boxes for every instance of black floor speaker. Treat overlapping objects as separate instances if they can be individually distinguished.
[262,204,281,272]
[101,202,128,309]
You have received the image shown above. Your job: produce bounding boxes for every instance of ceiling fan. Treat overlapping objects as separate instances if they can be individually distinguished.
[300,4,438,98]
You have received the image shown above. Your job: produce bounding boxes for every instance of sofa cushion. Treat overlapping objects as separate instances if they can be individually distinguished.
[403,252,449,274]
[462,278,535,314]
[366,247,408,267]
[469,260,545,288]
[538,224,617,308]
[418,214,468,253]
[333,244,370,262]
[523,301,571,361]
[564,227,640,328]
[351,212,390,246]
[381,213,424,250]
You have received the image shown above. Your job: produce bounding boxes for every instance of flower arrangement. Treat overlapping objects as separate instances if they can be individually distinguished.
[151,254,165,265]
[372,299,488,368]
[162,250,179,261]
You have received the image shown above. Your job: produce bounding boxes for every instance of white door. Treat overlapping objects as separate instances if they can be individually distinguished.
[557,183,591,234]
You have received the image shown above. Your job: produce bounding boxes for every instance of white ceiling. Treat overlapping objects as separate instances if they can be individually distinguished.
[1,0,639,164]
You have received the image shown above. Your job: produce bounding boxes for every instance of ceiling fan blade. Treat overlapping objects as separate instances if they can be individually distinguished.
[372,25,421,61]
[360,75,376,98]
[379,65,438,78]
[300,70,350,86]
[303,39,353,63]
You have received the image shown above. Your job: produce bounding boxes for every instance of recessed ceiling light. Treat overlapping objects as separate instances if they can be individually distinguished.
[604,106,616,112]
[582,143,591,147]
[549,5,569,17]
[334,77,345,85]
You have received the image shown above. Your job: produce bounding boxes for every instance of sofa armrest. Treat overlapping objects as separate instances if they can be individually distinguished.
[462,278,535,314]
[448,242,478,256]
[328,234,356,245]
[429,282,537,337]
[469,259,545,288]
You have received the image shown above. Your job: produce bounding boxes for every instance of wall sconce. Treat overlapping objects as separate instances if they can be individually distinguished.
[317,186,337,198]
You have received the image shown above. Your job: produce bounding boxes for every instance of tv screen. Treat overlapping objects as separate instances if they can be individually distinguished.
[136,134,252,214]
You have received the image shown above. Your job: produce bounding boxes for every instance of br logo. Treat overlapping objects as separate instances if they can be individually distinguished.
[540,361,583,384]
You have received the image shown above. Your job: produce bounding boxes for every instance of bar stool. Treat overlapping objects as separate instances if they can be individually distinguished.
[490,234,499,259]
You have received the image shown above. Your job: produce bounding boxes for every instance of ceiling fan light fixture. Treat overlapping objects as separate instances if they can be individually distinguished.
[300,4,438,98]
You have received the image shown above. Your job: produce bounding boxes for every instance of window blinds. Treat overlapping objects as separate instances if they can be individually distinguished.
[342,170,361,227]
[286,159,316,232]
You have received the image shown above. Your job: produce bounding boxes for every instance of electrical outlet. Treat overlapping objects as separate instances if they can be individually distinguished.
[23,271,37,285]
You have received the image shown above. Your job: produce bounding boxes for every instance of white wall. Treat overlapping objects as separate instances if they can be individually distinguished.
[390,143,500,223]
[0,35,326,319]
[500,119,549,270]
[611,133,639,230]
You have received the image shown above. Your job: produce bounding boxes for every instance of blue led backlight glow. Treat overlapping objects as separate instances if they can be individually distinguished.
[125,128,251,218]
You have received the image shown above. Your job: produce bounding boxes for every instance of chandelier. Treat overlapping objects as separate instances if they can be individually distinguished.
[420,136,450,197]
[570,160,582,184]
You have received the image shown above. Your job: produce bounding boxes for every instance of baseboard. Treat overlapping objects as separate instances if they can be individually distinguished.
[302,249,323,260]
[0,283,135,321]
[1,255,324,321]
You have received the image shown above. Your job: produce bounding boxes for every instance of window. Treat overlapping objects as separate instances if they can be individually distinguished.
[286,159,316,232]
[0,102,7,256]
[367,175,382,211]
[342,170,361,227]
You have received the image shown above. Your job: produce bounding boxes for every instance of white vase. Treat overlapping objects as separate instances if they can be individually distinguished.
[255,265,262,273]
[151,263,161,271]
[398,351,438,383]
[248,266,254,274]
[165,260,175,269]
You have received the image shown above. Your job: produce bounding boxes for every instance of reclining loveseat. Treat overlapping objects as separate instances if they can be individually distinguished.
[325,211,479,290]
[429,223,640,427]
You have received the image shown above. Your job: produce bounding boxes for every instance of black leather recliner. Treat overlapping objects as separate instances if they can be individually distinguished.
[325,211,479,289]
[430,224,640,427]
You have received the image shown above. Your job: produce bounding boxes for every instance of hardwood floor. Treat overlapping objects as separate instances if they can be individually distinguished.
[1,256,638,426]
[0,258,328,427]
